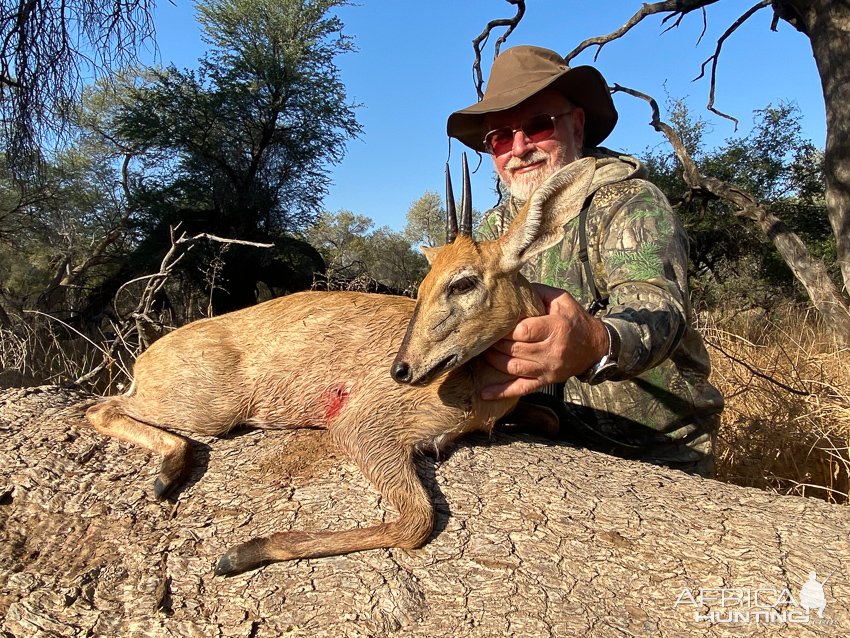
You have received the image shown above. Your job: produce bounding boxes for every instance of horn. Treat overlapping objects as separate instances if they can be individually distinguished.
[445,162,458,244]
[460,152,472,237]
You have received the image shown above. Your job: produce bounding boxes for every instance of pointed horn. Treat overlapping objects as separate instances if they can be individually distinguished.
[460,152,472,237]
[445,162,458,244]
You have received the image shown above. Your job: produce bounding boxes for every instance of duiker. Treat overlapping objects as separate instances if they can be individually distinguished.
[85,158,595,575]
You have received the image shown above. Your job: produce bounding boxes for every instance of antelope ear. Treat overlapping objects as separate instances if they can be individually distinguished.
[420,245,440,265]
[499,157,596,273]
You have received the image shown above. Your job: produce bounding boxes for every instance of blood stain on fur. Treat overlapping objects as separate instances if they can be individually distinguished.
[322,384,350,423]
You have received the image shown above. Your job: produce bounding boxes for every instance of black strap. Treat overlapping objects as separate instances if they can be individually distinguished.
[539,196,606,399]
[578,195,608,316]
[539,382,564,399]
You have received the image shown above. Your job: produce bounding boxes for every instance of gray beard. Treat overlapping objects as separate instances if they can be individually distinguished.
[503,146,580,202]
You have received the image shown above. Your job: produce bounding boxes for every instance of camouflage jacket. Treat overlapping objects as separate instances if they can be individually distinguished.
[480,148,724,435]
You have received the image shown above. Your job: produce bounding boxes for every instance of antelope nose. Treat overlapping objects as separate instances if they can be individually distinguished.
[391,360,412,384]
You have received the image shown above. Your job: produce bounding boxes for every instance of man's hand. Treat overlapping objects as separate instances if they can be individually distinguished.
[481,283,609,400]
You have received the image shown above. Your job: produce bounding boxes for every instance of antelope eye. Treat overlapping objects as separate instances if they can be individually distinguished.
[449,276,478,295]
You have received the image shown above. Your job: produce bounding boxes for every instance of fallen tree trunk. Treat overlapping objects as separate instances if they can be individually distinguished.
[1,386,848,637]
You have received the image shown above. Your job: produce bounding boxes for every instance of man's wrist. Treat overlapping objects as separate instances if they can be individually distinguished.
[577,320,620,385]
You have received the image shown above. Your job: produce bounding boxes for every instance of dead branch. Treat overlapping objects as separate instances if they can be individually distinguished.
[76,228,277,388]
[564,0,721,64]
[703,334,813,396]
[175,233,274,249]
[471,0,526,101]
[562,0,766,130]
[693,0,771,128]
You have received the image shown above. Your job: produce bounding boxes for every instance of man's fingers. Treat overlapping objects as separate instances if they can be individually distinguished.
[530,282,566,305]
[481,377,545,401]
[504,316,551,344]
[489,338,536,358]
[483,349,544,378]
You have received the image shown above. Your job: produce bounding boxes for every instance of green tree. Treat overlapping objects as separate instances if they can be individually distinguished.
[307,210,428,293]
[77,0,359,316]
[113,0,360,236]
[367,227,429,293]
[404,191,446,248]
[307,210,374,278]
[0,142,131,314]
[403,189,484,249]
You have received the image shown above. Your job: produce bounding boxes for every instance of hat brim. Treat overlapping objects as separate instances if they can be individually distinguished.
[447,65,617,152]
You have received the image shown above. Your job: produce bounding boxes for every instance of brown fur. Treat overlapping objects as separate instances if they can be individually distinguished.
[85,158,596,575]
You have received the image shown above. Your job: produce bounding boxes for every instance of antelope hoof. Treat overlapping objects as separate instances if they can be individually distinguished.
[153,476,178,500]
[153,448,191,500]
[215,539,267,576]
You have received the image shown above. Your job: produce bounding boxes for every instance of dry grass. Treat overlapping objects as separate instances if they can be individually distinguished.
[701,305,850,503]
[0,314,133,393]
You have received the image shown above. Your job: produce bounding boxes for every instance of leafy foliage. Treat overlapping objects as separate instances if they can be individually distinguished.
[110,0,360,237]
[0,145,130,313]
[307,210,428,294]
[404,191,446,248]
[643,100,832,310]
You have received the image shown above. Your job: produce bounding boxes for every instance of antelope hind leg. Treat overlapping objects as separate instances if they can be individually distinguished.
[86,399,192,499]
[215,428,434,575]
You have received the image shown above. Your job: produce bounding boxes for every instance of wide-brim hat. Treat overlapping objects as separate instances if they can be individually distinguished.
[447,45,618,152]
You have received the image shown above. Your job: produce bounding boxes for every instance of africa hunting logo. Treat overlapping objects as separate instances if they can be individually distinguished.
[673,570,837,625]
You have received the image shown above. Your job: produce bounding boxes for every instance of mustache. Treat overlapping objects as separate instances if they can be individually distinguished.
[504,151,549,172]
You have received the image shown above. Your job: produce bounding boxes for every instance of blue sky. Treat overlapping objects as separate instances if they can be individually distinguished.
[151,0,825,233]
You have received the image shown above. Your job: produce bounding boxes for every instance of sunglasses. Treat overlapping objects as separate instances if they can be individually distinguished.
[483,111,572,156]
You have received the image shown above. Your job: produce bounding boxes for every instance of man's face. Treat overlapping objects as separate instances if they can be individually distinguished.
[485,91,585,201]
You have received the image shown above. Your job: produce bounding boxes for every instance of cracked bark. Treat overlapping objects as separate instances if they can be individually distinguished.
[1,386,849,637]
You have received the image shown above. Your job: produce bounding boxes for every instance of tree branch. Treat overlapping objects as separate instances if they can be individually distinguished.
[564,0,721,64]
[703,334,813,397]
[175,233,275,250]
[693,0,772,128]
[471,0,525,101]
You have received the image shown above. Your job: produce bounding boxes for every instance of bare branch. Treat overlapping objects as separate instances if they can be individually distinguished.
[561,0,763,132]
[471,0,526,101]
[659,10,687,36]
[697,6,708,45]
[704,334,813,396]
[120,153,134,202]
[693,0,771,128]
[108,228,276,352]
[175,233,275,249]
[612,83,748,201]
[0,0,157,174]
[564,0,720,64]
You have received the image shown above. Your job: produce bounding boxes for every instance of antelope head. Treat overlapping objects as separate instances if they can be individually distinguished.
[391,154,596,385]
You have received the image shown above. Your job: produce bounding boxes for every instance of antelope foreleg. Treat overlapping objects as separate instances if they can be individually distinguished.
[215,431,433,575]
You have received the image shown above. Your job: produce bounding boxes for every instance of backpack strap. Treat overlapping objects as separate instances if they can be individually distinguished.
[537,194,607,404]
[577,194,608,316]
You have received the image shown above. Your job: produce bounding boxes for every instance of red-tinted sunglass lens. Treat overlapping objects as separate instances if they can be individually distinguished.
[486,132,513,155]
[485,114,557,155]
[523,115,556,142]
